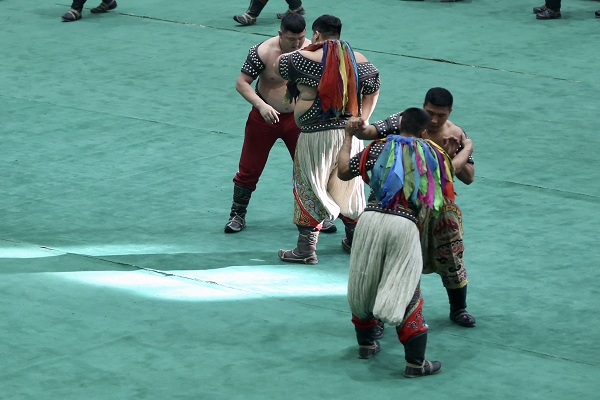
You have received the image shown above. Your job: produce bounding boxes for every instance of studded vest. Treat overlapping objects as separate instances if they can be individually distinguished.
[278,51,380,132]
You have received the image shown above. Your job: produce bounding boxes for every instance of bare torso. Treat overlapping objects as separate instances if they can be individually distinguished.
[422,120,464,151]
[256,37,309,114]
[422,119,474,184]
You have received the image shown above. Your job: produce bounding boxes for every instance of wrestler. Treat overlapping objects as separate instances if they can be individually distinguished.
[344,88,477,327]
[420,87,476,328]
[274,14,380,264]
[225,13,337,235]
[225,13,307,233]
[338,108,458,378]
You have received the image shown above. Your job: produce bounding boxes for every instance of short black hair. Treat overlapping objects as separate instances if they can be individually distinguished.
[399,108,431,136]
[311,14,342,38]
[281,12,306,34]
[424,87,453,108]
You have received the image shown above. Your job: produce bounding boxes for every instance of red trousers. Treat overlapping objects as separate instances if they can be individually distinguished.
[233,107,299,191]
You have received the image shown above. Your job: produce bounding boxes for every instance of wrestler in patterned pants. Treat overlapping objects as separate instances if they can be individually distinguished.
[278,128,366,264]
[420,202,475,327]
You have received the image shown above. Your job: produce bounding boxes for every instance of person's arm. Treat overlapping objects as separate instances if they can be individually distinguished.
[235,73,262,107]
[360,89,380,125]
[355,55,381,125]
[337,126,358,181]
[235,73,281,124]
[352,112,402,141]
[345,116,378,140]
[452,129,474,184]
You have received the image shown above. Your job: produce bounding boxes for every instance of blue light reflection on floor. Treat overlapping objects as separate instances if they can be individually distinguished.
[51,265,348,301]
[1,242,348,301]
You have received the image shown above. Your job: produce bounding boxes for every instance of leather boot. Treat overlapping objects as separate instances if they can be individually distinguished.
[90,0,117,13]
[276,1,305,19]
[341,218,357,254]
[536,8,561,19]
[224,184,252,233]
[353,316,381,359]
[447,286,476,327]
[278,226,319,264]
[403,332,442,378]
[320,219,337,234]
[234,0,268,25]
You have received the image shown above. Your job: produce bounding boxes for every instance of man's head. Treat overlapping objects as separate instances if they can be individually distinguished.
[423,87,453,131]
[311,14,342,43]
[279,13,306,52]
[399,108,431,137]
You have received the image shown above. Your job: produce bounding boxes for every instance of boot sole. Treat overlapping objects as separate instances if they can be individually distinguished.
[278,249,318,265]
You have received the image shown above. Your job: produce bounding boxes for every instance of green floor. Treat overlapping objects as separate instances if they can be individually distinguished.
[1,0,599,399]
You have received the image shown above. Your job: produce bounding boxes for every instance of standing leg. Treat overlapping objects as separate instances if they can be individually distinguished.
[225,107,279,233]
[224,184,253,233]
[428,203,475,327]
[278,225,319,264]
[447,285,475,327]
[281,115,336,235]
[403,333,442,378]
[234,0,269,26]
[351,315,381,359]
[340,215,357,253]
[396,288,442,378]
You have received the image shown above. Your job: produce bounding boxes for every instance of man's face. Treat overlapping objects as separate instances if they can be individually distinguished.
[423,102,451,131]
[279,30,306,52]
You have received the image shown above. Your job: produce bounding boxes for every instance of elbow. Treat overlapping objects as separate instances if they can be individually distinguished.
[337,171,352,181]
[458,174,474,185]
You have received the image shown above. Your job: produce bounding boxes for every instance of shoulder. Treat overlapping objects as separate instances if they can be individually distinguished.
[353,51,369,63]
[298,49,322,62]
[256,37,279,57]
[445,120,465,137]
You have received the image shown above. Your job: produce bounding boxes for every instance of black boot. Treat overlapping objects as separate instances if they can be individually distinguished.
[373,319,384,339]
[355,321,381,359]
[90,0,117,13]
[61,9,82,21]
[276,1,305,19]
[403,332,442,378]
[234,0,268,25]
[320,219,337,234]
[341,219,357,254]
[224,184,252,233]
[536,7,561,19]
[447,286,476,327]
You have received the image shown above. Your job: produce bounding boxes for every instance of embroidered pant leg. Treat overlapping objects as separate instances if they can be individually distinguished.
[422,202,467,289]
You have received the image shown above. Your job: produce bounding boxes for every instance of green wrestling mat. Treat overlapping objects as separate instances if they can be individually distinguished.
[1,0,599,398]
